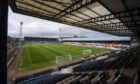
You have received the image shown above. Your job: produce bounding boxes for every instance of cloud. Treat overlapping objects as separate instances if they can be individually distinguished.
[8,7,113,38]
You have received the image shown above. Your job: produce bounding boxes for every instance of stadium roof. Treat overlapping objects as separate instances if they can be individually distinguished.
[9,0,140,36]
[62,36,130,42]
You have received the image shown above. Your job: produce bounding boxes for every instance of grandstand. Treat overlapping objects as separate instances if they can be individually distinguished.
[1,0,139,84]
[62,36,131,50]
[24,37,58,44]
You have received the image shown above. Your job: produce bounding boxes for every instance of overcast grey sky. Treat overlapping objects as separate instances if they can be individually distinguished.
[8,7,115,38]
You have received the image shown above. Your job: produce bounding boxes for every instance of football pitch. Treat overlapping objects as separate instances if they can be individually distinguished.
[20,44,110,71]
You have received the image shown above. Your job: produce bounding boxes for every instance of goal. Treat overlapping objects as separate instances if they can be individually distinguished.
[55,54,72,64]
[82,49,92,56]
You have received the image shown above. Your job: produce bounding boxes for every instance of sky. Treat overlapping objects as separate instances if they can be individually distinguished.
[8,7,116,38]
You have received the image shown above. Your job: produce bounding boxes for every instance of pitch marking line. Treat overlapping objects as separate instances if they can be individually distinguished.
[27,47,33,66]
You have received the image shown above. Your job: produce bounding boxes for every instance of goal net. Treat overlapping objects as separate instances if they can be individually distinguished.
[55,54,72,64]
[82,49,92,56]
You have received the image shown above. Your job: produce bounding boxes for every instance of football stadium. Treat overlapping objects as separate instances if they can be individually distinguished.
[21,43,110,71]
[1,0,139,84]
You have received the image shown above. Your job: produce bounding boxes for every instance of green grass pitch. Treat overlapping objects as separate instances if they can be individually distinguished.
[20,44,110,71]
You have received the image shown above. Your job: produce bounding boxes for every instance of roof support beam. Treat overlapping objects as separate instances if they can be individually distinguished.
[76,24,129,36]
[17,1,80,22]
[98,0,137,36]
[16,0,57,15]
[121,0,134,21]
[76,7,140,24]
[34,0,86,20]
[43,0,71,5]
[89,22,139,32]
[53,0,97,18]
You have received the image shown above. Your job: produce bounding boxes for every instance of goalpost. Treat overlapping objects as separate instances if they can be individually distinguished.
[55,54,72,64]
[82,49,92,56]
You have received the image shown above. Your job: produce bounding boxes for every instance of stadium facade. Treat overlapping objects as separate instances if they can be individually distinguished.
[62,36,130,49]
